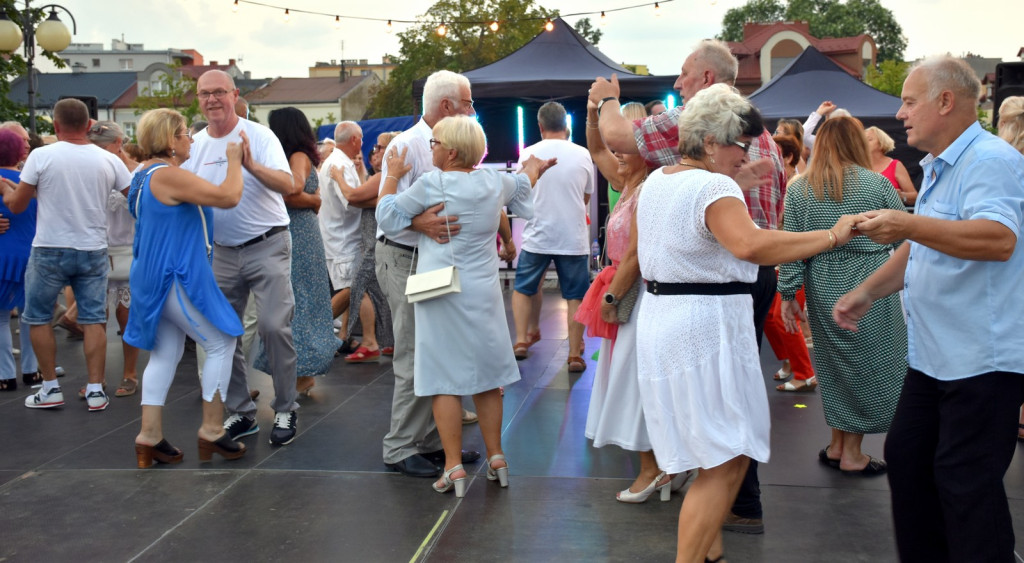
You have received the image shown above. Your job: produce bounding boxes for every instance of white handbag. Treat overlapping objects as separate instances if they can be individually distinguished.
[404,173,461,303]
[107,245,133,281]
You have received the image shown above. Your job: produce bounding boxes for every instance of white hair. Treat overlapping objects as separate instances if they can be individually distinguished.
[912,55,981,106]
[693,39,738,86]
[422,70,470,113]
[677,83,761,159]
[334,121,362,144]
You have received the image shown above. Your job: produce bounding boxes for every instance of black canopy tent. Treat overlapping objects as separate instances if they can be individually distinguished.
[748,46,926,183]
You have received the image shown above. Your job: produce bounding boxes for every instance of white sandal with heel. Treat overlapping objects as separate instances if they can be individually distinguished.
[433,464,467,497]
[486,454,509,488]
[616,471,670,503]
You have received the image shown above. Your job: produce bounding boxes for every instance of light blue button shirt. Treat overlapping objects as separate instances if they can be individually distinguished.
[904,122,1024,380]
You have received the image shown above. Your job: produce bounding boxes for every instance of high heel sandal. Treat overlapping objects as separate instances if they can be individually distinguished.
[670,470,694,493]
[296,376,315,397]
[432,464,467,498]
[616,471,671,503]
[198,433,246,462]
[486,454,509,488]
[135,439,184,468]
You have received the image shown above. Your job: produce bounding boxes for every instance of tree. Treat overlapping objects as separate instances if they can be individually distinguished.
[718,0,906,63]
[367,0,556,118]
[864,58,908,96]
[573,17,601,46]
[131,64,201,125]
[0,1,66,132]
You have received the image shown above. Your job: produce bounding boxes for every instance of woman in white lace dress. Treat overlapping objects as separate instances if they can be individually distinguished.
[635,85,863,562]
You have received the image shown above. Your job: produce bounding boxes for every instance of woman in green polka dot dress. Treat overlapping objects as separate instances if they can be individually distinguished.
[778,117,908,475]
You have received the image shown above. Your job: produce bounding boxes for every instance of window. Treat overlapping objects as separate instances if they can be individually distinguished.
[119,58,133,70]
[123,122,136,140]
[91,58,100,67]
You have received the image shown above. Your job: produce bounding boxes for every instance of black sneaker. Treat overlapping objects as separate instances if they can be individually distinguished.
[224,413,259,439]
[269,411,297,446]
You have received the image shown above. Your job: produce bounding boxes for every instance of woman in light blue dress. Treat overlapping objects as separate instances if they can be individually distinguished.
[377,115,554,497]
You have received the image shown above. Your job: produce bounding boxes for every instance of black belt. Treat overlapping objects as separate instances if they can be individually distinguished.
[222,225,287,249]
[646,281,754,296]
[377,235,415,253]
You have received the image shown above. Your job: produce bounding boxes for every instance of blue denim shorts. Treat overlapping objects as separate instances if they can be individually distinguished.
[513,250,590,300]
[22,247,109,325]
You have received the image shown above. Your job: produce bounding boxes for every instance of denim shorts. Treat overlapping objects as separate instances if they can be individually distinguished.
[513,250,590,300]
[22,247,109,325]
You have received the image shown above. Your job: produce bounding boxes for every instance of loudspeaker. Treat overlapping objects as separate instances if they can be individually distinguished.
[58,95,98,120]
[993,62,1024,129]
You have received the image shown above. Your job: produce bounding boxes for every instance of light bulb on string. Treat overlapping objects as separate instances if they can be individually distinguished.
[283,8,290,22]
[335,15,341,29]
[436,22,447,37]
[386,20,393,34]
[544,19,553,32]
[489,21,499,33]
[600,11,607,26]
[654,2,661,16]
[232,0,238,13]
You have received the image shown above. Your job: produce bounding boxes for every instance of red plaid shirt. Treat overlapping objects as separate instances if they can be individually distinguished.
[633,106,786,230]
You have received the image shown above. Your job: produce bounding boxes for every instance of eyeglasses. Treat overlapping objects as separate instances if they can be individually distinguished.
[429,138,444,149]
[449,98,474,108]
[176,131,192,140]
[371,144,385,153]
[197,89,233,100]
[729,140,751,153]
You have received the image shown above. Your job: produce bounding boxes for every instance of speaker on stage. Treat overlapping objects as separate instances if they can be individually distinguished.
[993,62,1024,129]
[58,95,99,120]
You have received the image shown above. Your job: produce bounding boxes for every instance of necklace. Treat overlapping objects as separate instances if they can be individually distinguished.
[152,158,175,167]
[678,160,707,171]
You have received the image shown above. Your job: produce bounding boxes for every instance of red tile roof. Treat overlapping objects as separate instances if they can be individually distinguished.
[246,75,373,104]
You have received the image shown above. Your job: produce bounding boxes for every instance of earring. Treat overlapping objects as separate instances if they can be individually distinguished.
[171,149,176,157]
[710,156,715,164]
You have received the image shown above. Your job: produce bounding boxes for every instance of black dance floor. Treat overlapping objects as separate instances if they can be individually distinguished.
[3,291,1024,562]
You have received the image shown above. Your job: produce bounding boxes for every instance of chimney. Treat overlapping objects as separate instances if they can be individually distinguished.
[244,70,251,79]
[72,62,86,74]
[210,60,218,66]
[229,58,236,66]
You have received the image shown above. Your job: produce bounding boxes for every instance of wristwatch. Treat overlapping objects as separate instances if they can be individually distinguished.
[597,96,618,116]
[603,292,619,305]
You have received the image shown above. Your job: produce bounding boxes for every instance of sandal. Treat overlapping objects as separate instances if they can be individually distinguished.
[567,356,586,373]
[22,371,43,385]
[776,376,817,392]
[0,379,16,392]
[773,368,792,380]
[381,346,394,356]
[513,342,530,360]
[115,378,138,397]
[345,346,381,363]
[818,445,841,468]
[527,330,541,345]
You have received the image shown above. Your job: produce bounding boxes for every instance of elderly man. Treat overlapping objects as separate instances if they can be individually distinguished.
[376,69,482,478]
[590,39,786,537]
[317,122,365,343]
[511,101,594,371]
[183,70,300,446]
[2,99,131,411]
[0,122,30,167]
[835,56,1024,563]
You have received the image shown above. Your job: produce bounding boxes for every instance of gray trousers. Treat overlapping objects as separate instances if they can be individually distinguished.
[375,241,441,462]
[213,231,298,415]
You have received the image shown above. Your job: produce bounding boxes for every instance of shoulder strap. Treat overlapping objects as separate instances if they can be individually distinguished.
[135,163,168,217]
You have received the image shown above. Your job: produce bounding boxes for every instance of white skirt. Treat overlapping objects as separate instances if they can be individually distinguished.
[636,292,770,474]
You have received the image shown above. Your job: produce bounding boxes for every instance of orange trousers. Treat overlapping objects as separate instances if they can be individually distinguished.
[763,289,814,381]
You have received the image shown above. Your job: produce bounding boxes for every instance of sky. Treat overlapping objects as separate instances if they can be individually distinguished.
[29,0,1023,79]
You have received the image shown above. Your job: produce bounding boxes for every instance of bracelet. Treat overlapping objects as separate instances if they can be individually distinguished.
[586,121,599,129]
[386,175,399,182]
[826,229,837,250]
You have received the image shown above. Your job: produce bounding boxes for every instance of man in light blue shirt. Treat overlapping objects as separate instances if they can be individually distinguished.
[834,55,1024,562]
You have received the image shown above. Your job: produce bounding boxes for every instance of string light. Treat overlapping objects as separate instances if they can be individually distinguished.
[334,15,340,29]
[489,21,499,32]
[232,0,239,12]
[654,2,661,15]
[544,19,554,32]
[600,11,607,26]
[436,22,447,37]
[283,8,290,22]
[386,19,393,34]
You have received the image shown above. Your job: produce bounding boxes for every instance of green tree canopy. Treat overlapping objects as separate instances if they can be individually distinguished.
[368,0,574,118]
[864,58,908,96]
[718,0,906,63]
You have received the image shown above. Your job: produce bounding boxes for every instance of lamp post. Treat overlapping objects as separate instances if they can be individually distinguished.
[0,1,76,134]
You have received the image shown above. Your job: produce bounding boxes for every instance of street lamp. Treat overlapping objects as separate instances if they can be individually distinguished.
[0,2,76,134]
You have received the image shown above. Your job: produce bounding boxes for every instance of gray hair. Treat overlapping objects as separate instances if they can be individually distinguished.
[422,70,470,114]
[334,121,362,144]
[693,39,738,86]
[87,120,125,147]
[677,83,762,159]
[912,55,981,107]
[537,101,567,133]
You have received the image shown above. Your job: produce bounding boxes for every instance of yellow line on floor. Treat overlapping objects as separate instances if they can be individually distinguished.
[409,509,449,563]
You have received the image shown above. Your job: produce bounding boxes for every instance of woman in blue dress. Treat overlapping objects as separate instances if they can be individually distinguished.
[255,107,340,395]
[126,108,247,468]
[377,115,554,497]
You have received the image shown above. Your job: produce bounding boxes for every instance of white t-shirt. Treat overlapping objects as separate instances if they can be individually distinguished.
[317,148,363,262]
[183,118,291,246]
[20,141,132,250]
[376,119,435,247]
[517,138,595,255]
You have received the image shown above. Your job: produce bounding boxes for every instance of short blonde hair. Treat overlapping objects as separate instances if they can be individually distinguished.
[432,115,486,168]
[998,96,1024,154]
[620,102,646,122]
[865,126,895,153]
[137,108,186,159]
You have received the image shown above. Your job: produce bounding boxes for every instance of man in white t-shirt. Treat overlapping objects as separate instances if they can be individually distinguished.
[182,70,299,446]
[511,102,595,371]
[317,121,364,335]
[2,98,131,412]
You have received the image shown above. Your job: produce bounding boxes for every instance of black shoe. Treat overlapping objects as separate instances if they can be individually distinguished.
[269,411,297,446]
[422,449,481,466]
[0,379,16,392]
[385,454,441,478]
[224,413,259,440]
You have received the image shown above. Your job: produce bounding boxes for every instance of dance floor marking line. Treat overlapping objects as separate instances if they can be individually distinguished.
[410,509,449,563]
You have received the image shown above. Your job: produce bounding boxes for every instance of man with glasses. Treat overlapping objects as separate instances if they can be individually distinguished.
[376,69,481,478]
[183,70,300,446]
[589,39,786,540]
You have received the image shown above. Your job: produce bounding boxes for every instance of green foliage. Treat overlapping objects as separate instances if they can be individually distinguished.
[573,17,601,46]
[978,107,997,134]
[0,0,67,132]
[368,0,556,118]
[718,0,907,63]
[865,58,908,96]
[131,64,200,125]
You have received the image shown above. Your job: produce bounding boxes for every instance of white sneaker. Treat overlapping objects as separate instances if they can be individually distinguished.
[85,390,109,412]
[25,386,64,409]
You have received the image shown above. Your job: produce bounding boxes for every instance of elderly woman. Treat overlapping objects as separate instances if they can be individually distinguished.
[864,126,916,206]
[998,96,1024,437]
[578,98,679,502]
[635,84,861,562]
[779,117,908,475]
[377,115,553,497]
[126,108,246,467]
[87,121,141,398]
[0,129,37,392]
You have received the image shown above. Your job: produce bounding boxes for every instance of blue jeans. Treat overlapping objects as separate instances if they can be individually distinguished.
[22,247,109,325]
[0,310,37,379]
